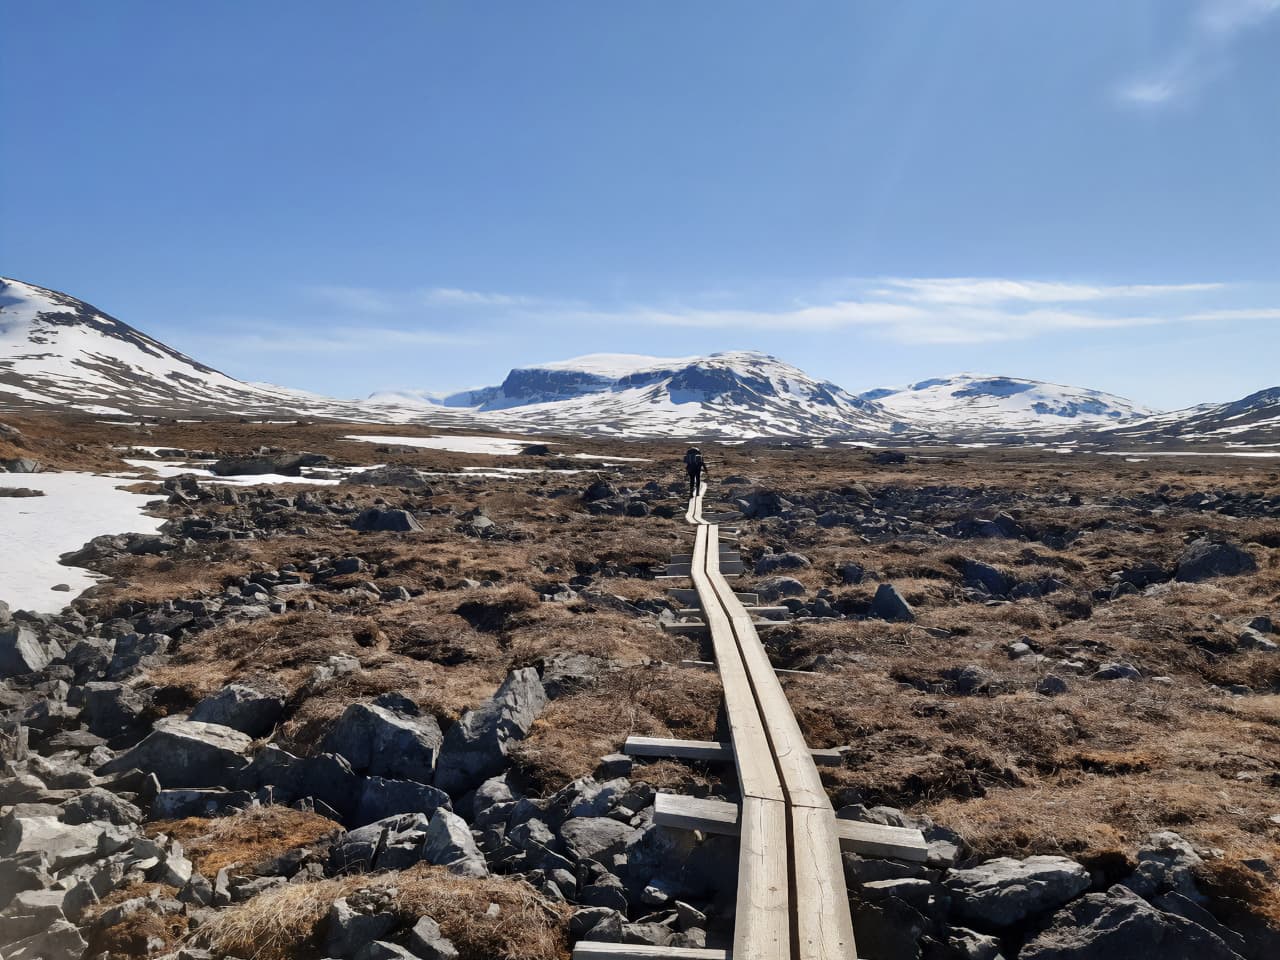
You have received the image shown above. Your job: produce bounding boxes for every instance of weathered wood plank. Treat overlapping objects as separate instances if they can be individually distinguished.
[690,525,784,804]
[734,797,790,960]
[792,805,858,959]
[662,619,789,635]
[654,792,741,832]
[626,737,844,767]
[573,943,728,960]
[836,819,929,862]
[654,793,926,861]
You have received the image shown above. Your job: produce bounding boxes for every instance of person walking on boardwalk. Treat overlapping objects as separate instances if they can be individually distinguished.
[684,446,709,496]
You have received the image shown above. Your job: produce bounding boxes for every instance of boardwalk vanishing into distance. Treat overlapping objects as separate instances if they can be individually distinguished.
[574,488,929,960]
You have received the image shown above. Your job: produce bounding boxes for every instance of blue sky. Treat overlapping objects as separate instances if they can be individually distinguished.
[2,0,1277,409]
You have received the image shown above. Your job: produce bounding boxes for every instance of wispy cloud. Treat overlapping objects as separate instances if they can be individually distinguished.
[424,287,533,307]
[870,277,1220,305]
[214,276,1276,350]
[1116,0,1280,107]
[183,319,479,353]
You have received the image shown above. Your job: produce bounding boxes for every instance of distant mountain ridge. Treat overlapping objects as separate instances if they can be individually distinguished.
[861,373,1156,435]
[2,277,1277,445]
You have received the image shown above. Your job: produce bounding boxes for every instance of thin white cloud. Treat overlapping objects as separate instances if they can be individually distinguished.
[424,287,533,307]
[1116,0,1280,107]
[184,320,477,353]
[302,285,399,314]
[871,277,1220,305]
[1183,307,1280,321]
[233,275,1276,349]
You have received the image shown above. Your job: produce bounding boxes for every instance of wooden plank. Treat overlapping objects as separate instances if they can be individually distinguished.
[836,819,928,862]
[735,797,790,960]
[690,525,784,804]
[676,606,789,618]
[653,794,926,860]
[792,805,858,959]
[572,944,728,960]
[626,736,731,762]
[626,737,844,767]
[663,619,789,635]
[654,792,741,832]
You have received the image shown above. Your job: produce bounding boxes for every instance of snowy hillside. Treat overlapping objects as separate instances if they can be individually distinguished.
[1097,386,1280,447]
[0,278,353,418]
[439,351,903,439]
[7,276,1276,445]
[861,374,1156,436]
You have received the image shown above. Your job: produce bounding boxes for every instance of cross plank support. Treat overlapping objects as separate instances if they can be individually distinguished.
[625,735,845,767]
[653,793,929,863]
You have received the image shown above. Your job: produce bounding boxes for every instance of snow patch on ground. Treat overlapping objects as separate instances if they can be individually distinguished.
[343,434,543,456]
[0,472,165,614]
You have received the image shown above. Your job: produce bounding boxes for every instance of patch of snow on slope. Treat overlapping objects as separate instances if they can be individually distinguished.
[0,472,165,613]
[343,434,545,456]
[862,373,1155,433]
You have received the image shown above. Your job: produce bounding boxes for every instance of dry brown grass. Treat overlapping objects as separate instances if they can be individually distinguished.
[38,413,1279,929]
[510,662,724,792]
[148,805,341,876]
[81,881,185,960]
[196,865,569,960]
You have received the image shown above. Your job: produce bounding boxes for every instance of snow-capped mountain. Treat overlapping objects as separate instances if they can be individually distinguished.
[431,352,903,439]
[860,374,1155,436]
[1097,386,1280,447]
[0,278,353,418]
[6,276,1276,446]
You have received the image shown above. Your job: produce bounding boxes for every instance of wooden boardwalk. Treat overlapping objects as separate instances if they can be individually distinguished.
[575,487,926,960]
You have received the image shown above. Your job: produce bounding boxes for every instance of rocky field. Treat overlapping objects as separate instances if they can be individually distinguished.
[1,414,1278,959]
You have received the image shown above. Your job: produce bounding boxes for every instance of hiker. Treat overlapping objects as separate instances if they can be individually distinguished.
[684,446,709,496]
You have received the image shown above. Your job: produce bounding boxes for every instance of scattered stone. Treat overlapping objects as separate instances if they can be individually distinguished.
[1020,884,1246,959]
[1174,540,1257,583]
[189,683,285,737]
[1036,674,1069,696]
[946,855,1091,928]
[97,717,254,788]
[755,576,806,602]
[408,916,459,960]
[351,507,423,532]
[325,895,399,958]
[560,816,639,862]
[754,551,812,575]
[837,562,866,585]
[583,478,618,502]
[323,701,443,783]
[347,464,435,490]
[1092,662,1141,682]
[0,623,54,678]
[434,668,547,797]
[869,583,914,622]
[421,808,488,877]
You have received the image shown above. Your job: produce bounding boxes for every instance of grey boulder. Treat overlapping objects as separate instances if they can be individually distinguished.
[97,717,253,788]
[946,855,1090,928]
[421,808,487,877]
[353,776,451,828]
[1174,540,1257,583]
[754,552,811,575]
[351,508,423,532]
[323,702,442,783]
[560,816,640,863]
[0,624,55,678]
[754,576,806,602]
[189,683,285,737]
[433,667,546,797]
[1020,884,1246,959]
[408,916,459,960]
[869,583,914,622]
[325,895,398,958]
